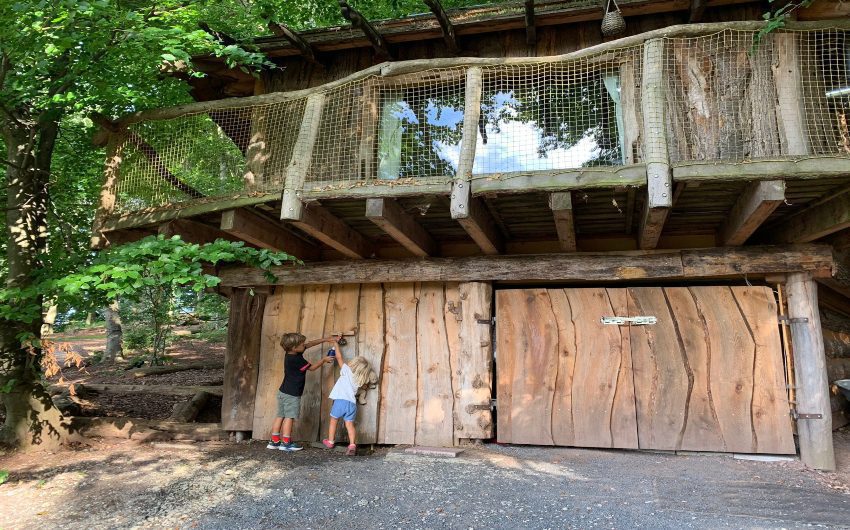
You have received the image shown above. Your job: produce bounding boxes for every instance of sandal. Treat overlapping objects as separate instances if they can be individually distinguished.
[345,444,356,456]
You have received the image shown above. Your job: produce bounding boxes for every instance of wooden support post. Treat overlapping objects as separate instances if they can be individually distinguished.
[720,180,786,246]
[222,289,266,432]
[365,198,436,257]
[220,209,319,261]
[773,33,809,156]
[244,81,270,189]
[639,39,672,250]
[524,0,536,46]
[452,67,502,254]
[549,192,576,252]
[291,205,373,259]
[424,0,459,55]
[281,93,326,222]
[339,0,392,60]
[268,22,322,66]
[773,192,850,243]
[689,0,707,22]
[786,272,836,471]
[91,132,127,249]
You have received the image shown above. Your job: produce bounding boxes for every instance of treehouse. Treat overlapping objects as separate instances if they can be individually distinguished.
[91,0,850,470]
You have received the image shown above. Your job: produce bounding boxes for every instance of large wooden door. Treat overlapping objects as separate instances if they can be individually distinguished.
[496,286,795,454]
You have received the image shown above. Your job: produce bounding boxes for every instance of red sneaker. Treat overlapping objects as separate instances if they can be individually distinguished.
[321,439,335,449]
[345,444,356,456]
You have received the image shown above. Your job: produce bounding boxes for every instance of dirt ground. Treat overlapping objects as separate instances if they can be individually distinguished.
[1,430,850,529]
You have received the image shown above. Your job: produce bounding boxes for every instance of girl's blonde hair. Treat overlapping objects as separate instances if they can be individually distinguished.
[348,356,378,392]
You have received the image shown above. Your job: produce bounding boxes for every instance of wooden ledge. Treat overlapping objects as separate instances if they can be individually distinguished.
[218,244,833,286]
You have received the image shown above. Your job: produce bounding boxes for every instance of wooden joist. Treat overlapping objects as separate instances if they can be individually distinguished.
[719,180,785,246]
[292,205,373,259]
[689,0,707,22]
[159,218,238,245]
[282,93,326,222]
[773,191,850,243]
[365,198,436,257]
[456,198,504,255]
[549,192,576,252]
[268,22,321,66]
[424,0,459,55]
[638,39,672,250]
[339,0,392,60]
[524,0,536,46]
[218,244,833,286]
[220,208,319,261]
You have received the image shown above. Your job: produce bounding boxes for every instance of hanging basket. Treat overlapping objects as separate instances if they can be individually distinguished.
[601,0,626,37]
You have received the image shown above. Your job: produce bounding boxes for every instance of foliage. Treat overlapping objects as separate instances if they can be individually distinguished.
[56,235,295,364]
[755,0,815,45]
[0,470,8,485]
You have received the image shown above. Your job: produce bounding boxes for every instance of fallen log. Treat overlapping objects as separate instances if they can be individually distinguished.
[169,391,212,422]
[52,383,224,397]
[131,361,224,378]
[70,416,226,441]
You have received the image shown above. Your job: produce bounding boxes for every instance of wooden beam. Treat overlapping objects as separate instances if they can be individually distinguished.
[773,191,850,243]
[457,198,504,255]
[639,38,672,250]
[472,165,646,195]
[91,132,127,249]
[220,209,320,261]
[159,219,240,245]
[450,66,483,218]
[549,192,576,252]
[423,0,459,55]
[291,205,373,259]
[773,33,809,156]
[719,180,786,246]
[673,158,850,182]
[365,198,436,257]
[281,93,326,221]
[339,0,392,60]
[524,0,537,46]
[268,22,321,66]
[787,272,836,471]
[688,0,707,22]
[218,244,833,287]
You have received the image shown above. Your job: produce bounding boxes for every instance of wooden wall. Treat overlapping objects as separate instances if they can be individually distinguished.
[252,281,493,446]
[222,288,267,431]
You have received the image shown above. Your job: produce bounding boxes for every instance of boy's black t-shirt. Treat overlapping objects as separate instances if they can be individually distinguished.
[280,352,311,396]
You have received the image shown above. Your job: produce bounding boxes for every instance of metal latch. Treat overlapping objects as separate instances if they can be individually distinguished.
[601,316,657,326]
[779,316,809,324]
[466,399,497,413]
[792,411,823,420]
[477,317,495,325]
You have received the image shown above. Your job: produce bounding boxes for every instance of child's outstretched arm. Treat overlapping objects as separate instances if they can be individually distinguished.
[306,356,333,371]
[303,335,338,349]
[333,339,345,368]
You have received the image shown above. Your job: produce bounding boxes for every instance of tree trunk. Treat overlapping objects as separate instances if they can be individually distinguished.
[104,300,123,363]
[85,312,94,327]
[0,113,74,448]
[41,303,58,336]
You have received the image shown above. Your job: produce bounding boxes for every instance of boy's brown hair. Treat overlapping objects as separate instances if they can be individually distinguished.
[281,332,306,352]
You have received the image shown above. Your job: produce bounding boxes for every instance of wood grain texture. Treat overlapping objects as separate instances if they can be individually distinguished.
[321,284,361,442]
[415,283,455,446]
[252,287,303,440]
[355,283,385,444]
[222,289,267,431]
[293,284,331,441]
[549,289,577,446]
[379,283,419,444]
[606,289,639,449]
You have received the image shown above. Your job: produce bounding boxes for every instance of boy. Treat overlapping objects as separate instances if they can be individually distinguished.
[267,332,337,451]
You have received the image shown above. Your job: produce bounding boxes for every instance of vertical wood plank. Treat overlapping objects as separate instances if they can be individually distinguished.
[628,288,689,450]
[548,289,576,446]
[567,289,632,448]
[691,286,757,453]
[293,284,331,442]
[730,286,796,454]
[356,283,385,444]
[664,287,725,451]
[378,283,419,444]
[495,290,516,443]
[321,284,361,442]
[449,282,494,441]
[606,289,639,449]
[773,33,809,156]
[415,283,456,446]
[252,286,303,440]
[222,289,267,431]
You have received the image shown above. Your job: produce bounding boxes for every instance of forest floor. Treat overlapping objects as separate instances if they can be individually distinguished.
[2,431,850,529]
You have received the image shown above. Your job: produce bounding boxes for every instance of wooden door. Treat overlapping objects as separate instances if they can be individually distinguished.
[496,286,795,454]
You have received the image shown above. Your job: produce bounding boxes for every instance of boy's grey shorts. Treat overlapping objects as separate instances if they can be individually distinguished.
[277,391,301,419]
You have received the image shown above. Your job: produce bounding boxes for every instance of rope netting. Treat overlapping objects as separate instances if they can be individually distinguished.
[111,28,849,214]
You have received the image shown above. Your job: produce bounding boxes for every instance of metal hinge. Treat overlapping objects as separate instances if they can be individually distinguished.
[466,399,497,413]
[601,316,657,326]
[477,317,495,325]
[778,316,809,324]
[792,411,823,420]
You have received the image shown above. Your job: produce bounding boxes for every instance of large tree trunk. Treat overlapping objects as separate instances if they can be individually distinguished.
[104,300,123,363]
[0,114,74,448]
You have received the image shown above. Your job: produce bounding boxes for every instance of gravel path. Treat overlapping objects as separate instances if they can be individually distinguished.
[3,436,850,530]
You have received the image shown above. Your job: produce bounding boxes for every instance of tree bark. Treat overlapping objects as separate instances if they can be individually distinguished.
[1,114,74,448]
[104,300,123,363]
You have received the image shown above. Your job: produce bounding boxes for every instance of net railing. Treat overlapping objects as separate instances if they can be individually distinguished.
[109,27,849,215]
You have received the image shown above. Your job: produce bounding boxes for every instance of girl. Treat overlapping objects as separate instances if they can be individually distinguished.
[322,340,376,456]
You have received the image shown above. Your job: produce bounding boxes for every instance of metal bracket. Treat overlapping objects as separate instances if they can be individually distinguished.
[601,316,657,326]
[466,399,496,413]
[792,411,823,420]
[778,316,809,324]
[477,317,495,325]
